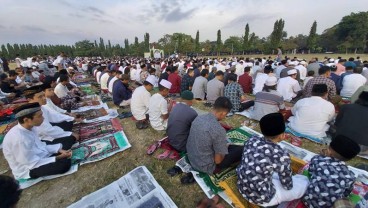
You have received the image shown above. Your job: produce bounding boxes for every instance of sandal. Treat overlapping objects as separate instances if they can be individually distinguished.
[156,149,171,159]
[180,172,195,184]
[146,141,161,155]
[166,166,183,177]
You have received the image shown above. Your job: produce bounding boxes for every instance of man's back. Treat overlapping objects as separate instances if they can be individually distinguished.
[167,103,198,152]
[340,74,366,97]
[303,76,336,100]
[186,113,227,174]
[192,76,207,100]
[206,79,224,104]
[238,73,252,93]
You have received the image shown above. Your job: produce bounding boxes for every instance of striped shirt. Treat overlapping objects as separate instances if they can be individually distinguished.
[249,90,285,121]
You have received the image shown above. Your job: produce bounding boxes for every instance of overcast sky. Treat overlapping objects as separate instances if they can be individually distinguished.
[0,0,366,46]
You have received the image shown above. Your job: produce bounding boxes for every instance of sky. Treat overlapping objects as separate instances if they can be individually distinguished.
[0,0,367,46]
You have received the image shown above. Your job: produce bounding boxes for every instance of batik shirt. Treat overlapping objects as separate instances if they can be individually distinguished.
[224,82,244,112]
[180,74,194,92]
[236,136,293,205]
[302,155,355,208]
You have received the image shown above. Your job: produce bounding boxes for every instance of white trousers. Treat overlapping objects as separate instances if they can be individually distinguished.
[259,174,309,207]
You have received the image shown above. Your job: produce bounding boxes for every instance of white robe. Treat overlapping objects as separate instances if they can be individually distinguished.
[2,124,61,179]
[46,98,67,114]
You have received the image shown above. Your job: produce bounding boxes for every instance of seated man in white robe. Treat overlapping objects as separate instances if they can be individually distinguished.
[23,87,79,149]
[148,79,172,131]
[2,103,72,179]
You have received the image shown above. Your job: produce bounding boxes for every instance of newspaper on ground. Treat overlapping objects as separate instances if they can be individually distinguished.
[68,166,177,208]
[18,165,78,189]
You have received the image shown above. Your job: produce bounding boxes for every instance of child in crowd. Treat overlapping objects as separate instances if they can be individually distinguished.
[236,113,309,207]
[302,135,360,208]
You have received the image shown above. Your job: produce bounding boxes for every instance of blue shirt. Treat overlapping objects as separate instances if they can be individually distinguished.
[112,81,132,105]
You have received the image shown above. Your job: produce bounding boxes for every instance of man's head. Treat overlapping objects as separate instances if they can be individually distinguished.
[318,66,331,77]
[215,71,224,81]
[59,74,69,85]
[311,84,328,98]
[287,69,297,79]
[25,86,46,105]
[187,68,194,77]
[115,71,122,78]
[307,70,315,77]
[227,73,237,82]
[346,66,353,72]
[212,97,232,121]
[158,79,172,97]
[120,74,130,85]
[259,113,285,141]
[0,175,22,208]
[264,65,273,74]
[41,83,55,98]
[244,67,251,74]
[143,76,155,92]
[172,66,179,74]
[353,66,363,74]
[44,76,57,88]
[201,69,209,78]
[8,70,18,80]
[14,102,44,126]
[180,90,194,106]
[328,135,360,161]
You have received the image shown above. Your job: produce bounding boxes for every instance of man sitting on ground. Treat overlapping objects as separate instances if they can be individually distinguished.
[224,73,246,113]
[131,76,155,129]
[180,68,195,92]
[168,66,181,95]
[2,103,72,180]
[186,97,243,175]
[148,80,172,131]
[288,84,335,138]
[192,69,209,100]
[236,113,309,207]
[167,90,198,152]
[340,66,366,98]
[238,66,252,94]
[206,71,224,105]
[277,69,301,102]
[302,135,360,208]
[112,74,132,107]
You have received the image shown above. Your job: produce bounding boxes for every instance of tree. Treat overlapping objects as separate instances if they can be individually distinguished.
[74,40,96,56]
[307,21,317,53]
[269,19,285,52]
[243,23,250,53]
[224,36,242,54]
[216,29,222,55]
[1,45,9,58]
[195,30,200,53]
[144,33,150,51]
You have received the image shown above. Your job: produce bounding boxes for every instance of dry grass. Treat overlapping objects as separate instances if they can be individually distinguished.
[1,56,366,208]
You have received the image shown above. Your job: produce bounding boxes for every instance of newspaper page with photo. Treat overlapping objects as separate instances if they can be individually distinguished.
[68,166,177,208]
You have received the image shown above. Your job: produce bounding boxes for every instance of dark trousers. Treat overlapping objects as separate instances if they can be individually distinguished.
[239,100,255,112]
[29,158,71,179]
[43,136,76,150]
[216,145,243,171]
[50,121,73,132]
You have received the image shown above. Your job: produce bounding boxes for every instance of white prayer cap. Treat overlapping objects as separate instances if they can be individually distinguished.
[145,76,156,86]
[289,61,297,66]
[68,66,74,70]
[300,61,307,65]
[329,58,335,63]
[265,76,278,86]
[287,69,298,75]
[221,61,226,64]
[159,79,172,89]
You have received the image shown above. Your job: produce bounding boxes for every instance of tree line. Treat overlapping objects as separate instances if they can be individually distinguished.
[0,11,367,59]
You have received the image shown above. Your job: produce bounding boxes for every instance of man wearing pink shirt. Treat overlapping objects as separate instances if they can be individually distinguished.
[335,59,346,75]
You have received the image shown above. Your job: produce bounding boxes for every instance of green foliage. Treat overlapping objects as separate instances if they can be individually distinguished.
[195,30,200,53]
[307,21,318,52]
[269,19,285,52]
[216,29,222,54]
[243,23,250,52]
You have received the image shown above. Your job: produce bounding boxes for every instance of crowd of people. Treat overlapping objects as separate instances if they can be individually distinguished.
[0,52,367,208]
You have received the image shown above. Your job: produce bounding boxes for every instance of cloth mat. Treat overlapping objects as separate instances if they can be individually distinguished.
[285,126,329,144]
[71,131,131,165]
[0,120,18,149]
[17,165,78,189]
[72,118,123,142]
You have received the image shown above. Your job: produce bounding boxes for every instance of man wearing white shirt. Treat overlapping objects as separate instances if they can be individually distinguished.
[131,76,155,129]
[235,61,245,77]
[2,103,72,179]
[253,66,272,95]
[217,61,226,72]
[148,80,172,131]
[288,84,335,138]
[277,69,301,102]
[100,69,113,92]
[108,71,121,94]
[295,61,307,81]
[340,67,367,98]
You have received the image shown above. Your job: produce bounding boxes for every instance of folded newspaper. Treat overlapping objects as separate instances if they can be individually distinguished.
[68,166,177,208]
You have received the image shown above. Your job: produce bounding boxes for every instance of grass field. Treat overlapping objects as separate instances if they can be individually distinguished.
[1,56,367,208]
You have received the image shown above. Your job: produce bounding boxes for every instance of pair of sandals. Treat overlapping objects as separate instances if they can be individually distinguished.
[196,195,225,208]
[146,141,180,160]
[166,166,195,185]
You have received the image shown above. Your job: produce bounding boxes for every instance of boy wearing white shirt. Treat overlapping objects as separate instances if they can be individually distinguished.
[2,103,72,179]
[148,80,172,131]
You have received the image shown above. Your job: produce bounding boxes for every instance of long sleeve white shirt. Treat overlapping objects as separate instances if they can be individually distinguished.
[277,77,301,102]
[41,105,74,123]
[46,98,67,114]
[340,74,367,98]
[54,83,69,98]
[131,86,151,120]
[3,124,61,179]
[288,96,335,138]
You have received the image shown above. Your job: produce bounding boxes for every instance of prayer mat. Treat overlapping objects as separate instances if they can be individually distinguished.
[0,120,17,148]
[0,114,15,126]
[71,131,131,165]
[17,165,78,189]
[72,118,123,142]
[100,93,113,103]
[285,126,327,144]
[76,108,108,120]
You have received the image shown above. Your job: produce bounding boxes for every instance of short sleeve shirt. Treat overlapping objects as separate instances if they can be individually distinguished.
[224,82,244,112]
[186,113,228,174]
[148,93,168,130]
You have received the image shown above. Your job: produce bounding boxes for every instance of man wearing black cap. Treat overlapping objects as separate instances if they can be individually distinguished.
[2,103,72,180]
[236,113,309,207]
[302,135,360,208]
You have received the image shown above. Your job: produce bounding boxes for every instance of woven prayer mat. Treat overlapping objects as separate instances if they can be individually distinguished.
[71,131,131,165]
[0,120,17,147]
[73,118,123,142]
[285,126,328,144]
[76,108,108,120]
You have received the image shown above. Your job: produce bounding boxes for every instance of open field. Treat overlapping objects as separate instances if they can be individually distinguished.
[1,58,367,208]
